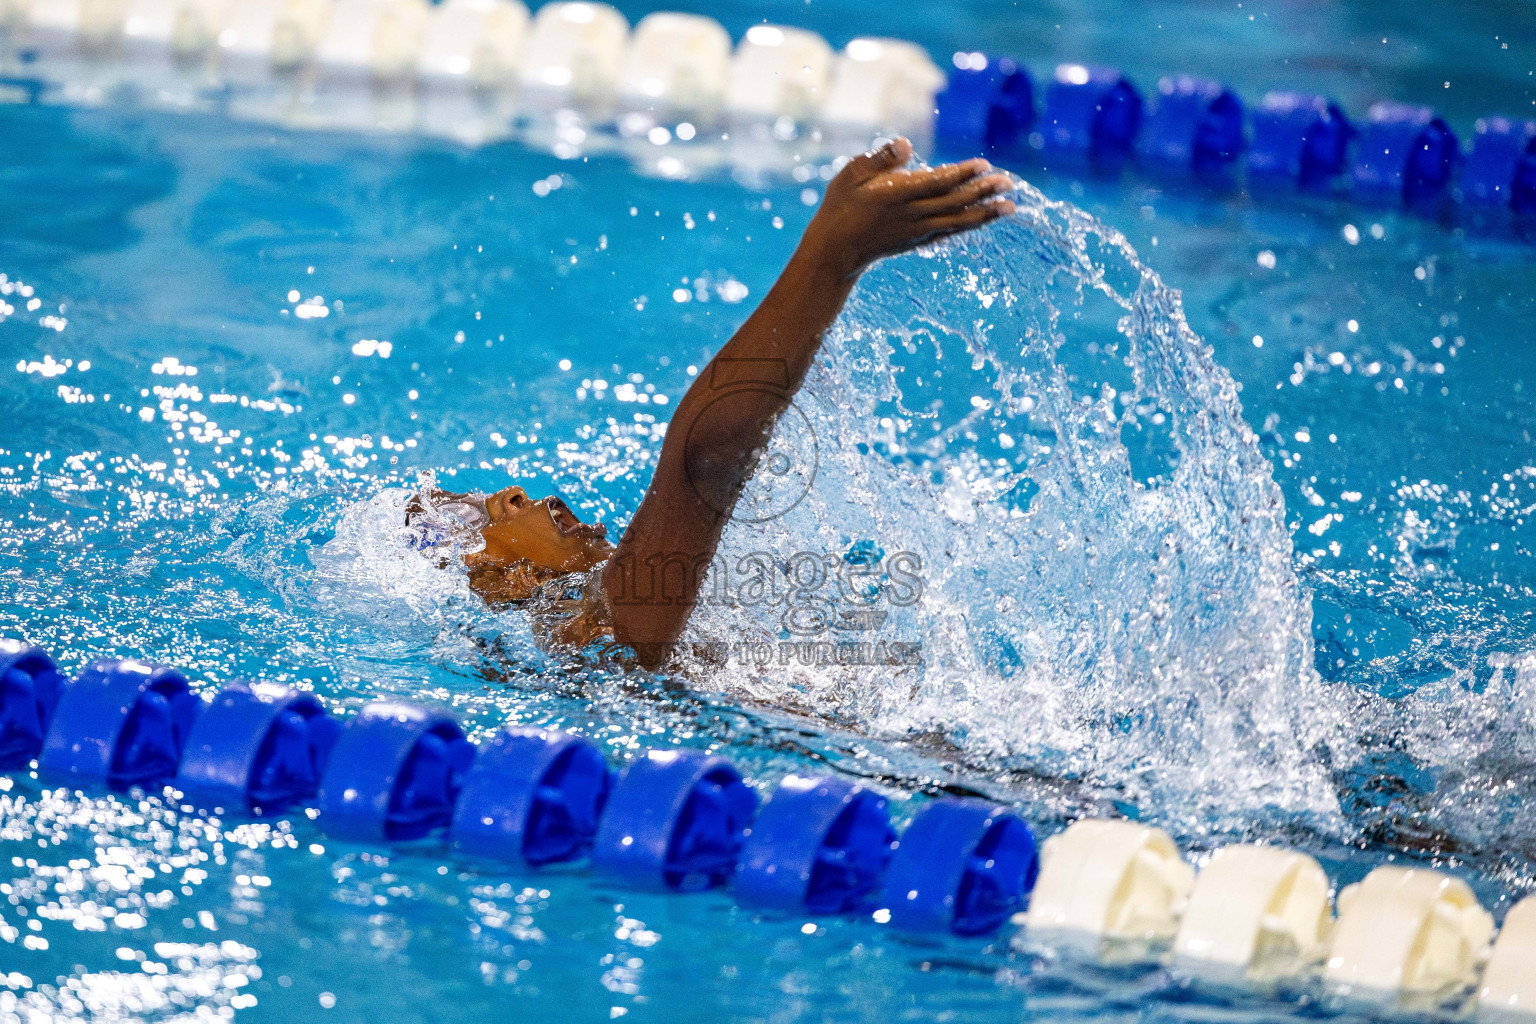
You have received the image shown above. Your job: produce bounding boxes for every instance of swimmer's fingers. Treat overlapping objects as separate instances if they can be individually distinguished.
[922,198,1015,238]
[844,136,914,183]
[909,173,1014,216]
[881,158,993,200]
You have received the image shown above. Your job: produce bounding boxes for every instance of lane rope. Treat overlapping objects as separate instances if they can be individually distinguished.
[1,0,1532,229]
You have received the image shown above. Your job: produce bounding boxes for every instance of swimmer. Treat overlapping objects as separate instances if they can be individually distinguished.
[411,138,1016,667]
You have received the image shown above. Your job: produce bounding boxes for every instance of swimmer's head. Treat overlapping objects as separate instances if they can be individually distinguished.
[407,484,613,602]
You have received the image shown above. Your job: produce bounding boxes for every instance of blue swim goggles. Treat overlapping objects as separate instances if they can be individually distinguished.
[409,493,490,551]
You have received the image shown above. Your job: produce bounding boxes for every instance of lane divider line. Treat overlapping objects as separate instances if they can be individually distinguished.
[2,1,1532,226]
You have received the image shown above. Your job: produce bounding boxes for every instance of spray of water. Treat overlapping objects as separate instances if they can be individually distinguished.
[683,179,1352,833]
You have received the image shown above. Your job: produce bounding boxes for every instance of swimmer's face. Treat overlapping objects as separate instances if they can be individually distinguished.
[465,485,613,575]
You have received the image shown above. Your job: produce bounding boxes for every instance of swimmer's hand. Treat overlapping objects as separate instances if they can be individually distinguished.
[800,137,1016,281]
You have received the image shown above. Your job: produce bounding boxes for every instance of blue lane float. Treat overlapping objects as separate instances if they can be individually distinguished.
[39,659,199,791]
[1462,116,1536,213]
[317,701,477,843]
[934,56,1035,153]
[1248,91,1355,192]
[1,639,1057,940]
[736,774,895,914]
[1519,144,1536,217]
[1137,75,1244,176]
[0,640,65,769]
[176,682,341,814]
[879,799,1039,936]
[591,748,758,892]
[1039,64,1143,167]
[933,54,1508,232]
[451,727,611,866]
[1352,102,1460,206]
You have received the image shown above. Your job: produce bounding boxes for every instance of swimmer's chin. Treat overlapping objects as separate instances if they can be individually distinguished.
[463,560,575,605]
[462,529,613,604]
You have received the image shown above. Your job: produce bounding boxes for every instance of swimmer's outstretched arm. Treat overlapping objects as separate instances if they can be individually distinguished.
[602,137,1015,667]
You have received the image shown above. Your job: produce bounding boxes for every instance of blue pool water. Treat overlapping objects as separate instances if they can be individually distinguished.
[3,0,1536,1020]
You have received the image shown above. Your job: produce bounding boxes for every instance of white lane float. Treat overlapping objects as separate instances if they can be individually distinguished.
[1478,896,1536,1021]
[17,0,228,58]
[821,37,944,135]
[416,0,528,143]
[120,0,228,58]
[301,0,428,133]
[1,0,208,94]
[619,11,730,121]
[214,0,333,76]
[1023,819,1195,955]
[8,0,124,54]
[10,0,82,46]
[417,0,527,90]
[1172,844,1334,983]
[726,24,833,124]
[1324,865,1495,1001]
[314,0,427,81]
[518,1,629,108]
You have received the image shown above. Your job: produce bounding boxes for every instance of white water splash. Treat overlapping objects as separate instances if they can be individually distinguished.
[686,180,1351,833]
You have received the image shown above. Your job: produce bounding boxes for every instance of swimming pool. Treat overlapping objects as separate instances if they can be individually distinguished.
[3,0,1536,1020]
